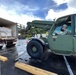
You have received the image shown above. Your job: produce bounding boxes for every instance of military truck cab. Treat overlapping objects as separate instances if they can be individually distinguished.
[27,14,76,59]
[48,14,76,56]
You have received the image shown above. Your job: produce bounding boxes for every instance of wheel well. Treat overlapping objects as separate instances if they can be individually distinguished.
[31,39,46,51]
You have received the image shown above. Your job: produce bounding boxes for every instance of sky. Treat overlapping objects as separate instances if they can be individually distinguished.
[0,0,76,27]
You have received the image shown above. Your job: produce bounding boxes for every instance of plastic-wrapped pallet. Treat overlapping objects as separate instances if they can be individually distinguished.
[0,27,12,37]
[1,33,6,36]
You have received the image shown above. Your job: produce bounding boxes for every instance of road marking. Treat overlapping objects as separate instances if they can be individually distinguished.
[63,56,74,75]
[18,52,24,56]
[15,51,26,61]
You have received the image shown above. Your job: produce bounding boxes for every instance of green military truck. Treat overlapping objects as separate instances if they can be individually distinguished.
[26,14,76,59]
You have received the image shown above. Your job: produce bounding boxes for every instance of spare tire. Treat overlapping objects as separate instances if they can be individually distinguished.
[27,40,43,59]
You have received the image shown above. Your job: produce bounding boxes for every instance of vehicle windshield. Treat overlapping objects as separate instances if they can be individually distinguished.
[52,16,71,35]
[53,26,71,35]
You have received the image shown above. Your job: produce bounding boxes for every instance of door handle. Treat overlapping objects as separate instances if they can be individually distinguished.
[52,36,57,41]
[74,35,76,37]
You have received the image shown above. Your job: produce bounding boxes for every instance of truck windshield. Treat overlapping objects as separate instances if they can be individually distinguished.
[53,16,71,35]
[53,26,71,35]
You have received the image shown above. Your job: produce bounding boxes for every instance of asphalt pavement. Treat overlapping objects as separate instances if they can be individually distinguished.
[0,39,76,75]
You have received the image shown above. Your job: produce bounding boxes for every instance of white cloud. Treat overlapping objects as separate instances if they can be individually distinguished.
[12,2,39,12]
[67,0,76,8]
[46,7,76,20]
[46,0,76,20]
[52,0,69,6]
[0,4,42,27]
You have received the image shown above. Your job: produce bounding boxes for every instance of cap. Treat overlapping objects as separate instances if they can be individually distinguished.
[62,24,67,28]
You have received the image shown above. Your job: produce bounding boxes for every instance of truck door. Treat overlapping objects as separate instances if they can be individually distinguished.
[48,16,73,55]
[73,15,76,53]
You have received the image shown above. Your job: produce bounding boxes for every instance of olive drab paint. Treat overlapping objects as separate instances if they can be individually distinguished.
[26,14,76,56]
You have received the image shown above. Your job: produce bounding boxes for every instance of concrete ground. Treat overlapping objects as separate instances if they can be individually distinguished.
[0,40,76,75]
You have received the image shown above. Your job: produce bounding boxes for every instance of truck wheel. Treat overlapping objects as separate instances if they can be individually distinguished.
[0,46,2,49]
[27,40,43,59]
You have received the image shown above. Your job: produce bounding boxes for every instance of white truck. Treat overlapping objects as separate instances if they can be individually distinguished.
[0,18,18,49]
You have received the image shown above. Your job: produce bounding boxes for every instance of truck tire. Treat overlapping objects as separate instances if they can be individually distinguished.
[27,40,43,59]
[6,44,15,48]
[0,46,2,49]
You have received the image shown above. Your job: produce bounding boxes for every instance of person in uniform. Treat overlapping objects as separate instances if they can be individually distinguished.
[60,24,70,35]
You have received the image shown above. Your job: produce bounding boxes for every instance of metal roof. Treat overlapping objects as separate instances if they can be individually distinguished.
[0,18,16,25]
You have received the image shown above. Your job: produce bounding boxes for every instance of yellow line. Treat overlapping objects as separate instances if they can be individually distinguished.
[15,62,57,75]
[0,56,8,62]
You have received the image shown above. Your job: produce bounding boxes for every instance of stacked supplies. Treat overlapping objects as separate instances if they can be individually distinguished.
[0,27,12,37]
